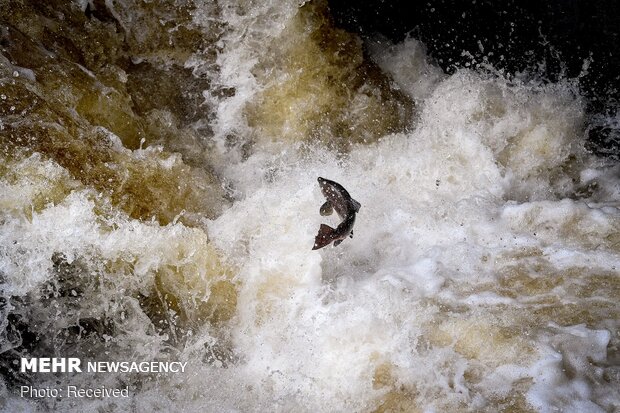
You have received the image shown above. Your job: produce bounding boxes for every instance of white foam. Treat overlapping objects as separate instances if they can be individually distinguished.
[528,324,616,413]
[2,1,619,411]
[368,36,446,103]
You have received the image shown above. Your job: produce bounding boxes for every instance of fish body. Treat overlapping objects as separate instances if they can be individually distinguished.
[312,177,360,250]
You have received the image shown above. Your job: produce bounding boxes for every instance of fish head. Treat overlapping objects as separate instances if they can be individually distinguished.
[317,177,337,195]
[317,177,333,198]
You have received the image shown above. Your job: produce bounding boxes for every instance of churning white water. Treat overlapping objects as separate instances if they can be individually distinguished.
[1,0,619,412]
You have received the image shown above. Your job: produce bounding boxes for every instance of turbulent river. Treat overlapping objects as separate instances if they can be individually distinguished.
[1,1,619,412]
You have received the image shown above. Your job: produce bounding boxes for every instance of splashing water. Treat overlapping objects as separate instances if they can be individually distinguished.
[1,1,619,412]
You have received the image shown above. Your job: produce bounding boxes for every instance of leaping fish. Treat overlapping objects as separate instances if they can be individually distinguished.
[312,177,361,250]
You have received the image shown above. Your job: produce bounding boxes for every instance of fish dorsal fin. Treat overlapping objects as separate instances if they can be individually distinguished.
[351,198,361,212]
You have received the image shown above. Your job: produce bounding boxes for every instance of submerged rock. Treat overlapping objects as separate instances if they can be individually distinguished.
[245,0,414,149]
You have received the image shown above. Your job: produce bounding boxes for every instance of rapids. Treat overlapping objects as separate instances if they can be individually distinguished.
[0,1,618,412]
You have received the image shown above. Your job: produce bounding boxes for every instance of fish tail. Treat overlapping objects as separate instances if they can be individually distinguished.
[312,224,336,250]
